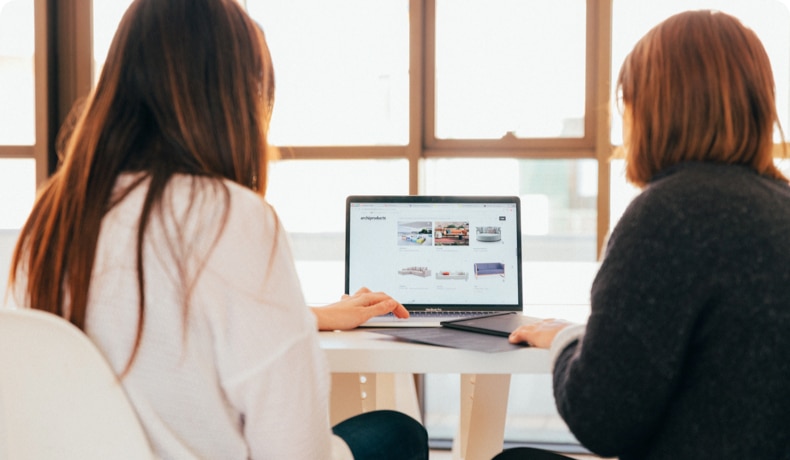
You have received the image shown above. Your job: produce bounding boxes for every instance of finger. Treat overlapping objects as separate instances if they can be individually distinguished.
[508,328,531,345]
[357,292,408,318]
[353,286,373,296]
[390,303,410,318]
[366,299,405,318]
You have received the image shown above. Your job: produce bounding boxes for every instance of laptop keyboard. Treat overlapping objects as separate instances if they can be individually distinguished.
[391,311,490,319]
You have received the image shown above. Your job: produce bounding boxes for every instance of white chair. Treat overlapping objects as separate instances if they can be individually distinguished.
[0,308,153,460]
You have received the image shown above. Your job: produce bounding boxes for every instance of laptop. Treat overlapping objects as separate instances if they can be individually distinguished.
[345,195,523,327]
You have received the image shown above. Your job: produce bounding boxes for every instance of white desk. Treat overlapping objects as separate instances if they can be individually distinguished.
[320,329,552,460]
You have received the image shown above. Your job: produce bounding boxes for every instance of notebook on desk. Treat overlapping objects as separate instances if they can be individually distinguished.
[440,311,541,336]
[345,195,524,327]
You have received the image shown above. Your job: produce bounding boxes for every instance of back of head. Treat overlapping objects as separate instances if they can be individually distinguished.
[10,0,275,332]
[617,10,785,187]
[90,0,275,190]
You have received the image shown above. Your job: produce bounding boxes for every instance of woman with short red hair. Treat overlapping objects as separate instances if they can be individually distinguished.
[506,10,790,460]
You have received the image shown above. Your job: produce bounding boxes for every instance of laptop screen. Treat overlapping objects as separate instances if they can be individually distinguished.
[345,196,523,312]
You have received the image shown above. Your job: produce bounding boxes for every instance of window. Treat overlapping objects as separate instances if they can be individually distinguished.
[0,158,35,230]
[434,0,587,140]
[247,0,410,146]
[92,0,133,83]
[424,158,598,261]
[0,0,34,145]
[244,1,608,268]
[265,159,409,303]
[0,0,37,230]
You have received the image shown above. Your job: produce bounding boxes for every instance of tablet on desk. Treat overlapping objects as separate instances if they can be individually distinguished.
[440,312,541,337]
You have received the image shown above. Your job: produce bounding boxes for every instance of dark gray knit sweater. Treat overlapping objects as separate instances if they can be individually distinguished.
[554,162,790,459]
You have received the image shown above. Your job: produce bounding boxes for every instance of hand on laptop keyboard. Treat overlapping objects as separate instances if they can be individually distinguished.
[311,287,409,331]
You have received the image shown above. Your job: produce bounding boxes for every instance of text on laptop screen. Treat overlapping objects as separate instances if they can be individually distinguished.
[346,197,521,308]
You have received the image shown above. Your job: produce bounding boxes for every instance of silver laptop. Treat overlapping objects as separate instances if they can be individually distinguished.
[345,195,523,327]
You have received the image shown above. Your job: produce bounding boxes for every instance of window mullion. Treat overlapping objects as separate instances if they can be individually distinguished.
[49,0,93,178]
[409,0,426,195]
[591,0,613,259]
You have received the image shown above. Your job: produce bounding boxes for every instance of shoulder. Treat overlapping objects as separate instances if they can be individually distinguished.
[605,161,790,268]
[166,174,271,211]
[220,179,281,238]
[644,162,790,206]
[165,174,278,231]
[620,162,788,232]
[179,176,303,315]
[148,175,286,272]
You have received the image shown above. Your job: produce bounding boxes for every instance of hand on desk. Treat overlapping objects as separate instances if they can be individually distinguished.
[508,318,573,348]
[311,287,409,331]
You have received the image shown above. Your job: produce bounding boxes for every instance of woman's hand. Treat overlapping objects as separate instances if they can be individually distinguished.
[508,318,573,348]
[311,287,409,331]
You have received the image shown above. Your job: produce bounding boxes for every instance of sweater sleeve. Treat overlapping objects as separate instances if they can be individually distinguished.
[551,185,713,457]
[548,324,586,371]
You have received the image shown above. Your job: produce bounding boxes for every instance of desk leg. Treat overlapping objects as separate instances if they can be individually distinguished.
[330,373,422,426]
[330,373,366,426]
[452,374,511,460]
[374,373,423,423]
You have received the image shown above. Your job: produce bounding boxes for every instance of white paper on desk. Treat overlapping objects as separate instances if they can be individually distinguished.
[371,328,527,353]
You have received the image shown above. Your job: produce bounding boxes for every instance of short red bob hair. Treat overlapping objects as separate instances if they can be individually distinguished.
[617,10,787,187]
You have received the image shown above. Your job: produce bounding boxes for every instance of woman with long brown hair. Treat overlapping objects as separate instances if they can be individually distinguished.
[8,0,426,458]
[505,10,790,459]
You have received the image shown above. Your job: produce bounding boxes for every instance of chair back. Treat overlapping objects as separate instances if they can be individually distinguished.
[0,308,153,460]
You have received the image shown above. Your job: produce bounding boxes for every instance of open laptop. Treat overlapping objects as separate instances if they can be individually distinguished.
[345,195,523,327]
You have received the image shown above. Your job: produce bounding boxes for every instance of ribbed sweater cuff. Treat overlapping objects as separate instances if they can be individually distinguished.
[549,323,586,372]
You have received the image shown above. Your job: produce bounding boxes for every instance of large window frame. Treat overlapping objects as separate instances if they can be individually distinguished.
[16,0,790,258]
[0,0,50,185]
[0,0,93,184]
[14,0,610,256]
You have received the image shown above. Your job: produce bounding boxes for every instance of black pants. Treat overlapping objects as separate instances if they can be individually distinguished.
[492,447,577,460]
[332,410,429,460]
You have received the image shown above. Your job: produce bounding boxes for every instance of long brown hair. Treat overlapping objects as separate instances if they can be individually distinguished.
[9,0,275,367]
[617,10,786,187]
